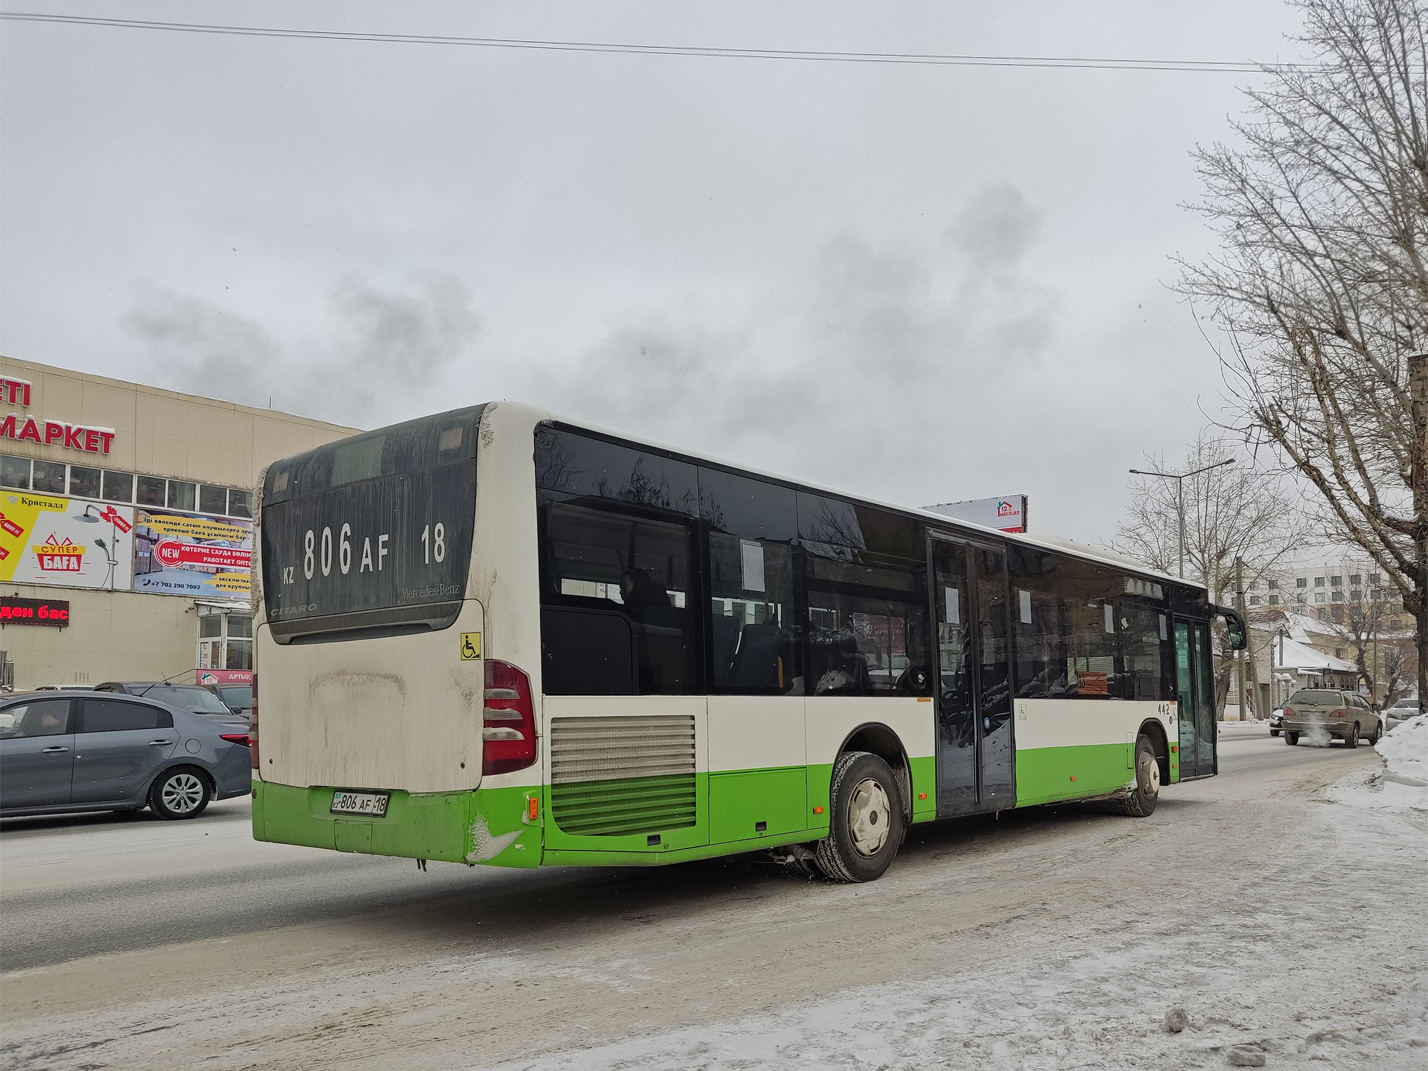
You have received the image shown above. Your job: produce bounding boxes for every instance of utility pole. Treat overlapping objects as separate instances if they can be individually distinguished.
[1234,557,1247,721]
[1243,562,1260,720]
[1411,353,1427,710]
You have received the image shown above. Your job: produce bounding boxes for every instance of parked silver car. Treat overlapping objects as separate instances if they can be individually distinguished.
[0,692,251,819]
[1385,697,1422,728]
[1280,689,1383,747]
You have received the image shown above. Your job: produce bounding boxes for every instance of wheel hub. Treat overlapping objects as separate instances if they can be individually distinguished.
[848,777,892,857]
[162,773,204,814]
[1139,752,1161,795]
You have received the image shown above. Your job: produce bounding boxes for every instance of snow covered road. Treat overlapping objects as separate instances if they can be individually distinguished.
[1,730,1422,1070]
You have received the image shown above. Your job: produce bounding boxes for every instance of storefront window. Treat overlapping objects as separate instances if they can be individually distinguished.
[226,638,253,670]
[167,480,196,511]
[136,476,166,506]
[69,466,101,499]
[199,485,227,514]
[0,455,30,490]
[227,489,253,518]
[196,611,254,673]
[102,470,134,503]
[32,460,66,494]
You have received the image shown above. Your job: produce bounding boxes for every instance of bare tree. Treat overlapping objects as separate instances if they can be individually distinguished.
[1337,581,1419,700]
[1178,0,1428,703]
[1115,430,1311,713]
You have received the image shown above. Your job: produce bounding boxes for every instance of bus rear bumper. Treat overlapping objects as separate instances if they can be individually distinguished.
[251,779,542,867]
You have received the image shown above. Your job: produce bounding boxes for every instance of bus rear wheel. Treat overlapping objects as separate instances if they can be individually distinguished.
[1121,735,1160,817]
[814,751,905,883]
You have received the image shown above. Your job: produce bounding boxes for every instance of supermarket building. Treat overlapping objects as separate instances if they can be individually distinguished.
[0,357,356,690]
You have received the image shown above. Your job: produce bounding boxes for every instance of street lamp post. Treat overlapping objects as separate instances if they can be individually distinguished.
[1128,457,1236,579]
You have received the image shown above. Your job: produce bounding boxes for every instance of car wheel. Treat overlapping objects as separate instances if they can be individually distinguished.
[149,767,211,820]
[1270,728,1280,737]
[1285,732,1299,745]
[813,751,905,883]
[1366,721,1380,746]
[1344,723,1359,749]
[1121,734,1161,817]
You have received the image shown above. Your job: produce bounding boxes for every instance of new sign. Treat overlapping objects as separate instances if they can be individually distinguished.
[133,509,253,598]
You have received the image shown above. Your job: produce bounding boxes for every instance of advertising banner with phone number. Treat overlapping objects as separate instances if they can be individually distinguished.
[133,508,253,598]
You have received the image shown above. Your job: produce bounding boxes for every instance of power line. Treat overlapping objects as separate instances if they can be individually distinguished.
[0,12,1284,73]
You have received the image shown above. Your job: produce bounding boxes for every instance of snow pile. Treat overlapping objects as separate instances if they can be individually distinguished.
[1331,713,1428,812]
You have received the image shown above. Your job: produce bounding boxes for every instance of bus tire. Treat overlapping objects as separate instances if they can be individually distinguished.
[814,751,904,883]
[1121,735,1160,817]
[149,766,211,820]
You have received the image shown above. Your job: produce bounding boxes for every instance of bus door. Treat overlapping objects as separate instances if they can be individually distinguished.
[931,536,1014,816]
[1174,618,1217,778]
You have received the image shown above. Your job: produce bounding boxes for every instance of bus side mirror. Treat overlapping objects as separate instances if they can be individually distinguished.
[1212,605,1248,650]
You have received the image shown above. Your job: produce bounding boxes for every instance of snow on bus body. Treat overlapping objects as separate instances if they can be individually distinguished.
[250,400,1225,876]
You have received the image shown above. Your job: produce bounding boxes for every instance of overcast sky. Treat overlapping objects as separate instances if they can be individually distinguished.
[0,1,1314,543]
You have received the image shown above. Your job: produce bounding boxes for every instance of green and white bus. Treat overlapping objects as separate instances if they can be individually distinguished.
[250,402,1245,882]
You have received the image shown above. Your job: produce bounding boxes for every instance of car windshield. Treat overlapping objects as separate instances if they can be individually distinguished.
[1288,690,1342,706]
[216,685,252,709]
[140,684,235,715]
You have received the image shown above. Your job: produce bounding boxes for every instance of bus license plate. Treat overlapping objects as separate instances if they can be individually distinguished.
[331,791,389,816]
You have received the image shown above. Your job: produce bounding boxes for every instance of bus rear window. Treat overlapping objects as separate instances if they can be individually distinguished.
[260,406,485,641]
[331,435,385,487]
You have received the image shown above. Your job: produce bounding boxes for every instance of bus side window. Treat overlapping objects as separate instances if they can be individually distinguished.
[803,545,930,698]
[707,535,798,692]
[539,498,698,696]
[700,469,801,696]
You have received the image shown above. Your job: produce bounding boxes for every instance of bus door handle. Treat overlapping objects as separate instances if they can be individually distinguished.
[41,745,70,753]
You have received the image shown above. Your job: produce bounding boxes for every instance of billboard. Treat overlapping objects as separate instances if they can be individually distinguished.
[132,509,253,599]
[0,491,135,590]
[925,494,1028,534]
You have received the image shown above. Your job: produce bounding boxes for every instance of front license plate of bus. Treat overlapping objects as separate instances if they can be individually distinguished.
[331,791,389,817]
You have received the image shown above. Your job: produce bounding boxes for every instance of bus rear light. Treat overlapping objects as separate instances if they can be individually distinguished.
[250,674,260,771]
[483,659,536,776]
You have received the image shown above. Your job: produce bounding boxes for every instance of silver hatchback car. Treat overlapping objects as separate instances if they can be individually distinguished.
[1280,689,1384,748]
[0,691,251,819]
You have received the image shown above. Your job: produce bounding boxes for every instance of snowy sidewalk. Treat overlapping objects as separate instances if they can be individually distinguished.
[485,721,1428,1071]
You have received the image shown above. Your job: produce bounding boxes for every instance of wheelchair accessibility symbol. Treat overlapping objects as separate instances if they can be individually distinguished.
[460,632,481,660]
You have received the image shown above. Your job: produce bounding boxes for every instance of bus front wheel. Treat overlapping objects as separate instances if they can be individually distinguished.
[1121,735,1160,817]
[814,751,905,883]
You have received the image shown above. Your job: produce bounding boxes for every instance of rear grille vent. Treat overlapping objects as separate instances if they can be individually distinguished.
[549,715,697,836]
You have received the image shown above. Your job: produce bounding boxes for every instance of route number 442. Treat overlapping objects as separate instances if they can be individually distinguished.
[421,523,446,565]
